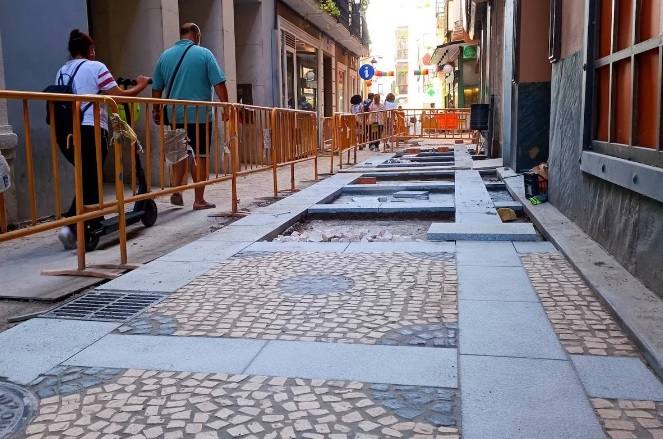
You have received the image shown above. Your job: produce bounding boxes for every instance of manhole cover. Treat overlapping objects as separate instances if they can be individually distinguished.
[278,275,354,296]
[0,382,37,437]
[42,290,168,322]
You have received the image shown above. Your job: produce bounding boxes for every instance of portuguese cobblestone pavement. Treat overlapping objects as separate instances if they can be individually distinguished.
[590,398,663,439]
[117,252,458,345]
[521,253,639,357]
[22,367,460,439]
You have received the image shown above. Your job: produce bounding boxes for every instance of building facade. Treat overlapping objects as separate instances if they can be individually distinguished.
[0,0,368,226]
[466,0,663,300]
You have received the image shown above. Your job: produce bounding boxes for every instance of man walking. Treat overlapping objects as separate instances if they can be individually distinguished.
[152,23,229,210]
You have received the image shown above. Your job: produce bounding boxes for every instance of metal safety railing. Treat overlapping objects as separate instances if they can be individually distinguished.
[0,91,464,279]
[0,90,318,278]
[395,108,475,140]
[329,110,409,172]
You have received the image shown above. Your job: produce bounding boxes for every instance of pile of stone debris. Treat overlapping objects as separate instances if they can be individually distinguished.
[273,228,419,243]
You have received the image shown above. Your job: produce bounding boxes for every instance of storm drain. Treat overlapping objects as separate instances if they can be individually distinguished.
[42,290,168,322]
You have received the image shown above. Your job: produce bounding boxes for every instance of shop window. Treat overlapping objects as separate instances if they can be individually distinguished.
[589,0,662,160]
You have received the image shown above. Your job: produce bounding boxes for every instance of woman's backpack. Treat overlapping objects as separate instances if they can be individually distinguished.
[43,61,92,149]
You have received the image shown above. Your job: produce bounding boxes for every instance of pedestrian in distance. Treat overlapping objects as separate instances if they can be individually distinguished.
[151,22,229,210]
[54,29,151,250]
[384,93,397,148]
[369,93,385,151]
[350,94,365,150]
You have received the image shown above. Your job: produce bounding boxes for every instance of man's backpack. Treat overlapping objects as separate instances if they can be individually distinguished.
[43,60,92,149]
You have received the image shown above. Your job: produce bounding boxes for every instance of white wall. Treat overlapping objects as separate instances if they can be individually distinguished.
[234,0,276,106]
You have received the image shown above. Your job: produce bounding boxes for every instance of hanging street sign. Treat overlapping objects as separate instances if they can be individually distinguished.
[358,64,375,80]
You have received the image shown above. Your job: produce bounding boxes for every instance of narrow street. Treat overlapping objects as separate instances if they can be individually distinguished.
[2,0,663,437]
[1,143,662,438]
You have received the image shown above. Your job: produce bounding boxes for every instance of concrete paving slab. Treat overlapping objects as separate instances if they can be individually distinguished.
[157,240,252,262]
[0,318,119,384]
[378,202,455,214]
[427,223,539,241]
[456,241,522,267]
[459,300,566,360]
[307,204,381,214]
[500,168,663,377]
[344,241,456,253]
[453,211,501,224]
[571,355,663,400]
[513,241,558,253]
[243,241,350,252]
[65,334,266,374]
[458,265,539,302]
[99,260,215,292]
[461,355,604,439]
[246,340,458,388]
[230,212,301,227]
[198,224,281,242]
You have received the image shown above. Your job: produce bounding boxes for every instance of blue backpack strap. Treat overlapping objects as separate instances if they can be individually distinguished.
[67,60,88,87]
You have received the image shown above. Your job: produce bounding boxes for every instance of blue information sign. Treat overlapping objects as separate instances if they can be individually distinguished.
[358,64,375,80]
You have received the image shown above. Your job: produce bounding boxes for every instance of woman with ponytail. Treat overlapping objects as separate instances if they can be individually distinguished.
[54,29,151,249]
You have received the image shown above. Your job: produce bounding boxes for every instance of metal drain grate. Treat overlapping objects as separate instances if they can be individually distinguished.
[42,290,167,322]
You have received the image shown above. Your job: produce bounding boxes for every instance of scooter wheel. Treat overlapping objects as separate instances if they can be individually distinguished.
[85,231,100,252]
[141,199,158,227]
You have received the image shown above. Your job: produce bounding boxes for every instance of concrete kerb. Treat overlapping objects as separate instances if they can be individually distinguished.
[499,167,663,379]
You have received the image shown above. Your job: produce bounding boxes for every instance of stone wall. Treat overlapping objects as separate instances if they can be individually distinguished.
[0,0,89,223]
[548,51,663,300]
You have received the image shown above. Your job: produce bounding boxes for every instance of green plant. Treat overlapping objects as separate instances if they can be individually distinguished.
[320,0,341,17]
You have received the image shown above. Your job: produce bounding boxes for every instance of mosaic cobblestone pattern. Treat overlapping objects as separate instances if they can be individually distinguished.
[379,324,458,348]
[30,366,123,399]
[118,252,458,345]
[591,398,663,439]
[22,368,460,438]
[116,313,178,336]
[0,381,38,438]
[521,253,639,356]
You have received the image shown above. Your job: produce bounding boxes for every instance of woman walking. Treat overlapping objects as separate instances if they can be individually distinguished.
[368,93,385,151]
[55,29,151,249]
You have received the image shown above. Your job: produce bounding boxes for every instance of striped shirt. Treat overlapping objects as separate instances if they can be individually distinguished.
[55,59,118,130]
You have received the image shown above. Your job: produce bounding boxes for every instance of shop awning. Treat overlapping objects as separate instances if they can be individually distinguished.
[430,41,467,66]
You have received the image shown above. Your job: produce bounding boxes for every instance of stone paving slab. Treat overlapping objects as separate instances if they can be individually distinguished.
[99,260,216,292]
[246,341,458,388]
[0,318,118,384]
[64,334,267,375]
[157,240,253,263]
[459,300,566,360]
[197,224,285,242]
[456,241,522,267]
[458,265,539,302]
[513,241,558,253]
[344,242,456,253]
[460,354,605,439]
[243,241,351,252]
[427,222,539,241]
[571,355,663,401]
[23,367,461,438]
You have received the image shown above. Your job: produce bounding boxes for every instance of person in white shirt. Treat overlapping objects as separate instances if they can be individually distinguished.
[384,93,397,147]
[56,29,151,250]
[368,94,385,151]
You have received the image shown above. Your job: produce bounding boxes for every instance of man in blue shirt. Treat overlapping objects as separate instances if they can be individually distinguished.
[152,23,229,210]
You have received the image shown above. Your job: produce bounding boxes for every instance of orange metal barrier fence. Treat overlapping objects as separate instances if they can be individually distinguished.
[0,91,462,279]
[0,91,318,278]
[395,108,473,140]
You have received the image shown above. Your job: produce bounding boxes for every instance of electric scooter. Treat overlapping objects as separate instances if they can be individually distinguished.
[83,77,157,251]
